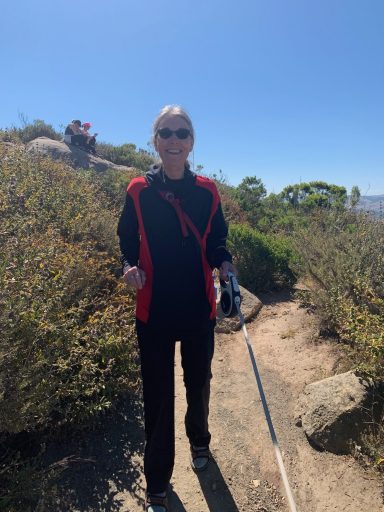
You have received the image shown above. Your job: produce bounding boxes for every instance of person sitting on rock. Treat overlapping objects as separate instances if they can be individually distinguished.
[64,120,83,143]
[64,120,95,153]
[81,122,98,154]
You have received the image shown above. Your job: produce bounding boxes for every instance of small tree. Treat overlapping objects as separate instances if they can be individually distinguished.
[235,176,267,226]
[350,185,361,208]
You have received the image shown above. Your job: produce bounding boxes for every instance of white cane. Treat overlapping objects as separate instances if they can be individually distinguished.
[220,272,298,512]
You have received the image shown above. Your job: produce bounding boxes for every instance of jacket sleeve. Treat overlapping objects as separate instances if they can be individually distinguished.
[117,192,140,273]
[206,201,232,269]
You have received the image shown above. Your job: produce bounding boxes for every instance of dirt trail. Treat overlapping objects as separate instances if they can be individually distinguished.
[115,292,383,512]
[52,293,383,511]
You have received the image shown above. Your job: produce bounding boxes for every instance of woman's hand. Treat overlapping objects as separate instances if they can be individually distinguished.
[123,266,146,289]
[219,261,237,281]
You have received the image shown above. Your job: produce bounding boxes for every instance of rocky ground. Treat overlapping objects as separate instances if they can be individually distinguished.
[48,291,383,511]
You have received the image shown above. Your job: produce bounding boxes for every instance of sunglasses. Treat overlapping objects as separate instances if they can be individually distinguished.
[156,127,192,140]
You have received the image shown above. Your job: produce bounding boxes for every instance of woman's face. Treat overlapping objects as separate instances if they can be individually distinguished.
[154,115,193,171]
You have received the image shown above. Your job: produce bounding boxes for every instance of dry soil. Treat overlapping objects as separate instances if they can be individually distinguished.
[115,292,383,512]
[48,294,384,512]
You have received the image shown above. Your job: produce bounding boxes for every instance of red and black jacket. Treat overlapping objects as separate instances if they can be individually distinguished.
[117,165,232,332]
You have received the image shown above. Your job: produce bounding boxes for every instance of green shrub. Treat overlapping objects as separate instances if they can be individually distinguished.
[0,145,139,434]
[227,224,296,292]
[292,209,384,378]
[220,191,249,226]
[0,128,21,143]
[0,120,61,144]
[93,167,139,208]
[18,120,61,143]
[96,142,155,171]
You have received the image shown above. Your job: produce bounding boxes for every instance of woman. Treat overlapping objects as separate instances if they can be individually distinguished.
[81,122,98,154]
[64,119,84,144]
[117,105,235,512]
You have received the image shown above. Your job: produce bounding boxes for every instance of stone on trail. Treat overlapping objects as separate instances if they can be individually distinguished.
[295,370,377,454]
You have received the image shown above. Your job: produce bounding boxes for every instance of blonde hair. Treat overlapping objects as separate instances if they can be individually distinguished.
[151,105,195,171]
[152,105,195,145]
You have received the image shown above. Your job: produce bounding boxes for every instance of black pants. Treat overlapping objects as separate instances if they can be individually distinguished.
[71,134,88,147]
[136,321,214,494]
[71,134,96,153]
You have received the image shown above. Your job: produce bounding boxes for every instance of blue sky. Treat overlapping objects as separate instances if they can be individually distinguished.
[1,0,383,194]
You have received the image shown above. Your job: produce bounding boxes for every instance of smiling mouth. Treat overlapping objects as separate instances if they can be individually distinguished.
[166,149,182,154]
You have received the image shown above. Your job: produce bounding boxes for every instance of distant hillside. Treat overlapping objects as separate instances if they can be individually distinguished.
[356,195,384,216]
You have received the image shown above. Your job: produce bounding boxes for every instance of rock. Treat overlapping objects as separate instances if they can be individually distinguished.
[295,371,376,454]
[215,285,262,333]
[26,137,135,173]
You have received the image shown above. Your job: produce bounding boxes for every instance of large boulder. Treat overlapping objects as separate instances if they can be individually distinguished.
[26,137,135,173]
[295,371,377,454]
[215,285,262,333]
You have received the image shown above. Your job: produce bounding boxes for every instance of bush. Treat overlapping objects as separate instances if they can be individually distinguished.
[0,145,139,434]
[203,170,248,226]
[0,128,21,143]
[18,120,62,143]
[220,190,249,226]
[93,167,139,208]
[227,224,296,292]
[292,209,384,378]
[96,142,155,172]
[0,120,61,144]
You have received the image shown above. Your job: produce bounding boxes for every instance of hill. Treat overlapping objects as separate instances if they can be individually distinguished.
[26,137,136,173]
[357,194,384,216]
